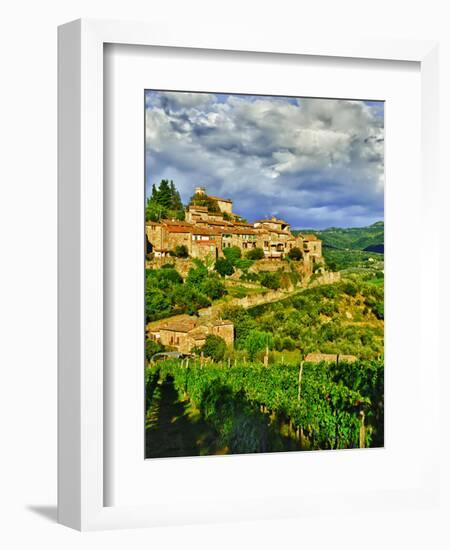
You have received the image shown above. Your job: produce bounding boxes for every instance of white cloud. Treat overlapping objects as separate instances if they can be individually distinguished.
[145,91,384,228]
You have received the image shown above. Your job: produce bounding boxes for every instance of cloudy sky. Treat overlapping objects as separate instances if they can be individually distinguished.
[145,90,384,229]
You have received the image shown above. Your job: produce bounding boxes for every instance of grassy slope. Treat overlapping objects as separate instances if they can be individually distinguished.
[293,221,384,272]
[293,221,384,251]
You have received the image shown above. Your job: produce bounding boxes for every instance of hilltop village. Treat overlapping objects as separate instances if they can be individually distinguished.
[146,186,322,268]
[145,186,328,355]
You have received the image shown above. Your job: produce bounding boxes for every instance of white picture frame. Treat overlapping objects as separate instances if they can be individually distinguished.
[58,18,440,531]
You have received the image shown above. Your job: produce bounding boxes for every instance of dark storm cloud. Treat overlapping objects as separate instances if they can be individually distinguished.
[145,90,384,228]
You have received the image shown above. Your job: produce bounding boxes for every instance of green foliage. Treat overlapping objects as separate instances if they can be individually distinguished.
[202,334,227,362]
[146,179,185,221]
[221,305,257,347]
[150,357,384,451]
[146,287,172,322]
[214,257,235,277]
[223,246,242,264]
[171,285,210,315]
[146,260,230,321]
[323,247,383,272]
[243,279,384,360]
[246,247,265,260]
[200,275,226,300]
[287,246,303,260]
[294,221,384,251]
[244,329,274,360]
[186,260,208,285]
[259,271,281,290]
[170,244,189,258]
[342,281,357,296]
[234,258,254,271]
[145,339,165,362]
[189,192,221,213]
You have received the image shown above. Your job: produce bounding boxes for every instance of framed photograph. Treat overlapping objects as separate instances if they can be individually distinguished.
[58,19,440,530]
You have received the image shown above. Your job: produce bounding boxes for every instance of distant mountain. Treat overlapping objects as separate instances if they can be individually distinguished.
[364,243,384,253]
[294,221,384,252]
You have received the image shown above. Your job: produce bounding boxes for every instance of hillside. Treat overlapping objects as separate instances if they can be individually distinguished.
[293,222,384,272]
[293,221,384,251]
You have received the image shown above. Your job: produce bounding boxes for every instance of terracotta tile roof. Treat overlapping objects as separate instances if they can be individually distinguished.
[160,320,198,333]
[187,327,208,340]
[198,219,233,227]
[267,229,291,236]
[188,205,209,212]
[226,228,258,235]
[166,226,193,234]
[209,195,232,203]
[254,218,289,225]
[233,222,254,228]
[301,234,319,241]
[192,227,221,236]
[162,219,193,227]
[211,319,233,326]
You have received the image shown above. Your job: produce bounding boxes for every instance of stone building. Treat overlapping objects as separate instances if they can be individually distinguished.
[148,317,234,354]
[145,186,323,264]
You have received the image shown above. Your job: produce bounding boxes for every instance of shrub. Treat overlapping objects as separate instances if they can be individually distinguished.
[244,329,274,361]
[342,281,357,297]
[223,246,241,264]
[172,285,210,315]
[246,247,264,260]
[200,275,226,300]
[145,288,172,321]
[287,247,303,261]
[235,258,254,271]
[186,261,208,286]
[259,271,281,290]
[145,339,165,362]
[214,257,235,277]
[171,244,189,258]
[202,334,227,362]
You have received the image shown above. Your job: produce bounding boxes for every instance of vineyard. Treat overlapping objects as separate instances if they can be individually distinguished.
[145,357,384,457]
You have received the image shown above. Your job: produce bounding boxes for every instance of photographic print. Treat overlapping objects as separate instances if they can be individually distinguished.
[144,90,384,458]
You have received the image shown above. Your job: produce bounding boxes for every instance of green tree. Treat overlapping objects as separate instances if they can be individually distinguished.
[186,260,208,286]
[145,288,172,322]
[172,285,210,315]
[202,334,227,362]
[259,272,281,290]
[171,244,189,258]
[200,275,226,300]
[214,258,235,277]
[223,246,242,265]
[146,179,185,221]
[189,192,221,213]
[145,339,165,362]
[287,247,303,261]
[244,330,274,361]
[246,247,264,260]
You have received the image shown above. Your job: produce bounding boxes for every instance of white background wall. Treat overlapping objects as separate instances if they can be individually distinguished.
[0,1,448,548]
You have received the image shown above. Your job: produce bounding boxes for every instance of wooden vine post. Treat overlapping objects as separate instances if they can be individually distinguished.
[297,360,305,448]
[359,410,366,448]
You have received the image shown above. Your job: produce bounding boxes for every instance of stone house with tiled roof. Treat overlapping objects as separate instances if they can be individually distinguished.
[145,187,322,264]
[148,316,234,353]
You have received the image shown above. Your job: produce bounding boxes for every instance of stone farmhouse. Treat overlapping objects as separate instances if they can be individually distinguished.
[146,186,322,266]
[148,317,234,354]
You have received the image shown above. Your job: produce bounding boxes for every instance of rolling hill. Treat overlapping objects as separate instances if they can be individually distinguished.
[294,221,384,251]
[293,222,384,271]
